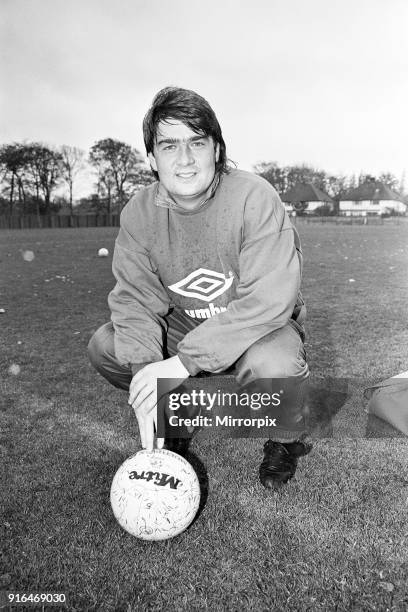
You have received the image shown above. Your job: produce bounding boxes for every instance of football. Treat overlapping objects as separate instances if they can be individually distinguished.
[110,449,201,540]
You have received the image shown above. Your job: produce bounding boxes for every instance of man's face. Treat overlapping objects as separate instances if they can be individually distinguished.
[148,120,219,211]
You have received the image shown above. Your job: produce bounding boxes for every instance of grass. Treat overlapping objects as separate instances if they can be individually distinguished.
[1,223,408,611]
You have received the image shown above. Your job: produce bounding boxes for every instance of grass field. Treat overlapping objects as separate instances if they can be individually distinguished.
[1,223,408,611]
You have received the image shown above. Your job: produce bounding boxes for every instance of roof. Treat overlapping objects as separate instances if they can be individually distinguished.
[280,182,334,203]
[341,181,402,202]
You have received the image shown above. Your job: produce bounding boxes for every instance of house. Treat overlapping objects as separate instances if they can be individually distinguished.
[280,182,335,214]
[339,181,406,216]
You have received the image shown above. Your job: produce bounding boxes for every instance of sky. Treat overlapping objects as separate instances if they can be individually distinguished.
[1,0,408,196]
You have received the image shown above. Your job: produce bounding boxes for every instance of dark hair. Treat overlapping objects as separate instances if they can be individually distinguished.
[143,86,229,180]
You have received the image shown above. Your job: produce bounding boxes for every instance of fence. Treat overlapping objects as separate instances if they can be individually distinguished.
[0,213,406,230]
[293,215,407,226]
[0,213,121,230]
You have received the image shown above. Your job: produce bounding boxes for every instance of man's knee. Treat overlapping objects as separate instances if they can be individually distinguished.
[235,323,308,382]
[88,322,114,370]
[88,322,133,391]
[250,348,307,379]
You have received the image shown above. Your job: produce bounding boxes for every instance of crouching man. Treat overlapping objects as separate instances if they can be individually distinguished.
[88,86,312,489]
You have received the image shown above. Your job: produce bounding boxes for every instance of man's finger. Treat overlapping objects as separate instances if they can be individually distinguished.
[145,397,158,450]
[136,398,156,451]
[135,413,146,449]
[153,412,164,449]
[131,386,154,412]
[129,378,149,405]
[144,417,155,452]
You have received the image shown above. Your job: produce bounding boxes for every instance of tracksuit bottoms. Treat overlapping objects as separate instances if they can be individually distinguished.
[87,309,309,441]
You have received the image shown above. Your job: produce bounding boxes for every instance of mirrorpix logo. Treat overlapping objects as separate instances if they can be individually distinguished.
[168,268,234,319]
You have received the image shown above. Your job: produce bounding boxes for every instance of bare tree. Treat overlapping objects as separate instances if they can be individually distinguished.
[60,145,86,213]
[89,138,146,211]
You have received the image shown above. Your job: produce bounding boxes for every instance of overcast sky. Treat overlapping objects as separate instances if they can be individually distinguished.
[1,0,407,189]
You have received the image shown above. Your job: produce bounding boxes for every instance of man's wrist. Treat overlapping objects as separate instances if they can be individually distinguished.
[131,363,149,376]
[172,355,190,378]
[177,352,200,376]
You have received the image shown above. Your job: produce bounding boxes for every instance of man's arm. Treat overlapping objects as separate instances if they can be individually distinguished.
[108,220,171,370]
[177,182,302,375]
[108,210,190,450]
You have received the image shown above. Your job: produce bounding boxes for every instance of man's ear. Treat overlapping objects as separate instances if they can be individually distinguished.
[215,143,220,163]
[148,152,157,172]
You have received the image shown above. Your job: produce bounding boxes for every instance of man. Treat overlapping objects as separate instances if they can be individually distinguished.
[88,86,312,489]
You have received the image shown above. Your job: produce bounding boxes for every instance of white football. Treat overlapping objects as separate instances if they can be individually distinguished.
[110,449,201,541]
[98,248,109,257]
[22,250,35,262]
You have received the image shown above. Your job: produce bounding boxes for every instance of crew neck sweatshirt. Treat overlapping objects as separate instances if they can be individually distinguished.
[108,168,305,376]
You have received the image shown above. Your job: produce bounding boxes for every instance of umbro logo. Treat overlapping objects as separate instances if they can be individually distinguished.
[168,268,234,302]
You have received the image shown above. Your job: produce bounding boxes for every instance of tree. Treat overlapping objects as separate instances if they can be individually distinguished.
[89,138,146,212]
[323,174,348,199]
[254,161,288,193]
[97,170,115,214]
[131,165,155,190]
[0,143,29,214]
[348,174,357,190]
[254,162,329,194]
[399,171,406,196]
[60,145,86,213]
[0,143,66,218]
[285,165,327,192]
[76,193,103,213]
[358,173,375,186]
[252,161,276,175]
[25,143,64,215]
[378,172,399,192]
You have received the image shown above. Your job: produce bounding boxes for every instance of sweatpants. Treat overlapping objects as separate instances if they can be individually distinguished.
[88,309,309,441]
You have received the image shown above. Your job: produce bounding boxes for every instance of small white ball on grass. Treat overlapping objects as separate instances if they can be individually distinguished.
[22,250,35,262]
[8,364,21,376]
[98,248,109,257]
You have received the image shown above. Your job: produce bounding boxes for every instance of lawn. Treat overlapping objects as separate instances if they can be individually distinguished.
[1,222,408,611]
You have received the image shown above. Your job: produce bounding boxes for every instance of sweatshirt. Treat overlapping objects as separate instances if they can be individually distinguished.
[108,168,306,376]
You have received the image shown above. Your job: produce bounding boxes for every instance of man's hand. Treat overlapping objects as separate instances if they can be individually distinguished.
[128,355,190,451]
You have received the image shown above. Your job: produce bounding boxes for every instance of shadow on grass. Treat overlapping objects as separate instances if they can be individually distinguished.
[184,450,209,528]
[305,378,350,438]
[365,413,406,438]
